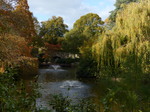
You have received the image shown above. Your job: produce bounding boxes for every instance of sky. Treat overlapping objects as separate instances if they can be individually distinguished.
[28,0,116,28]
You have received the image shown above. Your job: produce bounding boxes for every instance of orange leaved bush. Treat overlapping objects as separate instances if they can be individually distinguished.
[0,34,32,63]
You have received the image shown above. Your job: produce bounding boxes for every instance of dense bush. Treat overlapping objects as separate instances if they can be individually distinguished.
[0,34,32,62]
[77,44,99,78]
[49,94,97,112]
[77,54,98,78]
[18,57,39,77]
[0,68,39,112]
[0,34,39,78]
[102,84,150,112]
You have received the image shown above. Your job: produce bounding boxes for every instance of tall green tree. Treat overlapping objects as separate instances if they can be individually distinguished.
[40,16,68,45]
[63,13,104,53]
[93,0,150,78]
[63,13,104,78]
[74,13,104,38]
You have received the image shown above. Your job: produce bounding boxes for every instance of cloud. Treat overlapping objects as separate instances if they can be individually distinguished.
[28,0,115,28]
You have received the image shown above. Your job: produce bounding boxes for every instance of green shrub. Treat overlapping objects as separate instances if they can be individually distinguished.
[102,86,150,112]
[0,68,39,112]
[49,94,98,112]
[49,94,71,112]
[77,49,98,78]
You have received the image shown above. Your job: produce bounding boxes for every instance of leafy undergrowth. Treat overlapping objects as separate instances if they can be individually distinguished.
[0,67,39,112]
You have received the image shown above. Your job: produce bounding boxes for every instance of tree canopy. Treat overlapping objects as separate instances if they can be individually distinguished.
[0,0,36,41]
[109,0,139,23]
[40,16,68,45]
[63,13,104,53]
[93,0,150,77]
[0,0,37,66]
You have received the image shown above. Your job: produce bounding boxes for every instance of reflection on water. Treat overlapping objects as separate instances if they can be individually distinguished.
[36,67,91,109]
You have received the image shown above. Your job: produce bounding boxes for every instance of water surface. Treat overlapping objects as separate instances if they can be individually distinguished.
[36,66,94,109]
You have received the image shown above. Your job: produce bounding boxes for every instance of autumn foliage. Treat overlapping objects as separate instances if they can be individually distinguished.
[0,0,38,72]
[42,43,61,59]
[45,43,61,51]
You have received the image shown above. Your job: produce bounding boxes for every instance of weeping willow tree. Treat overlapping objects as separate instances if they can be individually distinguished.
[93,0,150,78]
